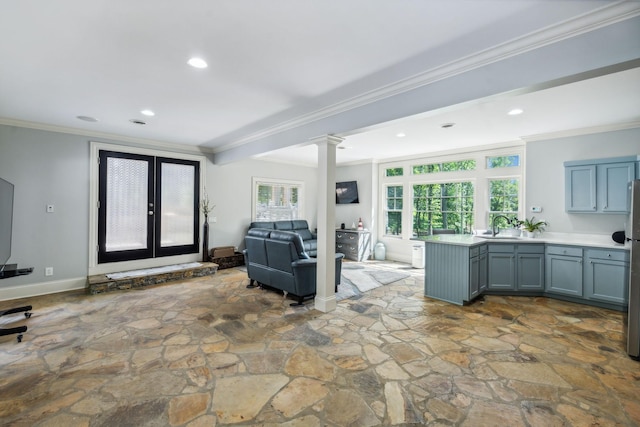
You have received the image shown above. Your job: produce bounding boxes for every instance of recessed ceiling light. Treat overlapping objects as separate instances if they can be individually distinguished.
[396,132,406,138]
[188,57,208,69]
[77,115,98,122]
[441,123,455,128]
[140,109,155,117]
[508,108,524,115]
[129,119,147,125]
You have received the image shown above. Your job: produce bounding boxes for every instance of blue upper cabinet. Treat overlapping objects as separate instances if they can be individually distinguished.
[565,164,596,212]
[565,156,639,214]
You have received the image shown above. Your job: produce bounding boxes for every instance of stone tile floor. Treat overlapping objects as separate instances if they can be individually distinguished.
[0,260,639,426]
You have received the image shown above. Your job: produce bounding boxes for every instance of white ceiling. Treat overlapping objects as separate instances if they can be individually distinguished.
[1,0,639,165]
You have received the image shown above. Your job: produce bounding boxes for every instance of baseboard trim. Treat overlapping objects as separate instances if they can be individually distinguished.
[0,277,86,301]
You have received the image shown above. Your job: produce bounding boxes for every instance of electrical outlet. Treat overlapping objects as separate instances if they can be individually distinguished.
[45,267,53,276]
[530,206,542,213]
[46,204,55,213]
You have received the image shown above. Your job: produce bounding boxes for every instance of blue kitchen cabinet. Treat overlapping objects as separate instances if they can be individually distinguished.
[425,241,487,305]
[545,245,583,297]
[470,244,488,299]
[517,249,545,291]
[585,248,629,306]
[564,156,638,214]
[488,244,544,292]
[565,164,596,212]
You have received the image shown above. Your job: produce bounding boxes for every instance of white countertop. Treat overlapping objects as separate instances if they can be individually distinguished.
[418,231,629,250]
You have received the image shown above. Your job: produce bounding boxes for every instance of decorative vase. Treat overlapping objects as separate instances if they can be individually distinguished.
[202,214,209,262]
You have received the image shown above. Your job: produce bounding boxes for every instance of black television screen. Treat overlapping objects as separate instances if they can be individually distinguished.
[0,177,14,271]
[336,181,359,204]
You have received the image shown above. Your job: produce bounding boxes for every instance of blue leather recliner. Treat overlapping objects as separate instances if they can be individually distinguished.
[243,228,343,305]
[249,220,318,256]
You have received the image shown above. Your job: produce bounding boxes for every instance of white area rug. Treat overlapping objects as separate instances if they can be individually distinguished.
[338,265,410,301]
[106,262,203,280]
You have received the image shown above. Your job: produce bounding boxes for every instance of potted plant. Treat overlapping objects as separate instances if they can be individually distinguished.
[522,217,547,238]
[508,218,524,237]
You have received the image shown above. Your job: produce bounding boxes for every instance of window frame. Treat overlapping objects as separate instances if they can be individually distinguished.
[378,146,524,241]
[251,177,304,222]
[384,184,403,236]
[412,180,475,237]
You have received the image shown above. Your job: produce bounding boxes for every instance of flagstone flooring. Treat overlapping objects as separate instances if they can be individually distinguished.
[1,261,639,426]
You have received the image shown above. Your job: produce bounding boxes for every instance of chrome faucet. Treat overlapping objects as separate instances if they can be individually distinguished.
[492,215,513,236]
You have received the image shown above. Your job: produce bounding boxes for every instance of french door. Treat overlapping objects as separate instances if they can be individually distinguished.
[98,150,200,264]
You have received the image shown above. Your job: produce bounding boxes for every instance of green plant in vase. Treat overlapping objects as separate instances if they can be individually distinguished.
[522,217,547,238]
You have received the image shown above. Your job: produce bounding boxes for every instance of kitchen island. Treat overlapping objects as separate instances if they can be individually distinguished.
[422,233,630,310]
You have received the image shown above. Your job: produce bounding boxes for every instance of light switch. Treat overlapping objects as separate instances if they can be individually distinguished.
[46,204,55,213]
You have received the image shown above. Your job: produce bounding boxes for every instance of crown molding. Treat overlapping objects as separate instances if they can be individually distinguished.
[213,1,640,152]
[0,117,211,155]
[522,120,640,142]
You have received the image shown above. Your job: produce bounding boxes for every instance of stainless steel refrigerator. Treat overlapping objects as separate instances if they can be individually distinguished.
[628,179,640,359]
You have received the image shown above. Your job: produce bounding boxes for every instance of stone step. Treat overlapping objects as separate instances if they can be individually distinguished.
[87,262,218,294]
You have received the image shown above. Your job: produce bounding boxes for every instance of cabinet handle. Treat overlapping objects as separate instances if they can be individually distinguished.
[607,253,611,257]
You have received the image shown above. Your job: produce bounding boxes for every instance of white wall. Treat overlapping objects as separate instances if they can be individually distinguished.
[0,124,318,300]
[526,127,640,237]
[336,162,377,259]
[206,158,318,252]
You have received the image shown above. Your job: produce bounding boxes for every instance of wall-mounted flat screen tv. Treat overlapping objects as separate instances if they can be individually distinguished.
[336,180,359,204]
[0,177,14,271]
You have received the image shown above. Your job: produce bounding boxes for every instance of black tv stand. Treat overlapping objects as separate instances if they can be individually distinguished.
[0,264,34,279]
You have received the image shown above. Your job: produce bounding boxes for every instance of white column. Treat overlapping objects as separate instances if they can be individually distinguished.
[312,135,343,312]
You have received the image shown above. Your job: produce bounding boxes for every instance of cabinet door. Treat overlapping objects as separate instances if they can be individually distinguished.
[545,255,583,296]
[585,257,629,305]
[478,253,488,293]
[565,165,596,212]
[469,256,480,299]
[597,162,635,213]
[517,253,544,290]
[488,253,515,290]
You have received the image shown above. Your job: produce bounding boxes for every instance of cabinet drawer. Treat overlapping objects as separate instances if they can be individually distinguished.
[336,243,358,255]
[488,244,515,253]
[470,244,487,257]
[585,248,629,262]
[336,232,359,243]
[546,245,582,257]
[516,244,545,254]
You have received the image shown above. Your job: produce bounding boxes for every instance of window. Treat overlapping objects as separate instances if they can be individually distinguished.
[413,182,474,236]
[378,146,523,240]
[253,178,303,221]
[413,160,476,174]
[385,185,403,235]
[489,178,520,228]
[487,155,520,169]
[385,167,403,177]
